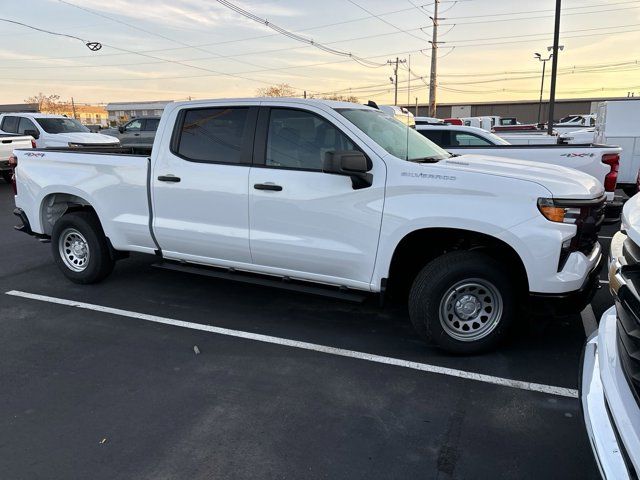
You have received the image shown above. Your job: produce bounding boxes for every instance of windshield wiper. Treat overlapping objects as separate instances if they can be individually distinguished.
[408,156,446,163]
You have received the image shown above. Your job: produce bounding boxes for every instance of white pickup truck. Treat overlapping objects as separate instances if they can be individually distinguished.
[582,194,640,478]
[12,98,606,353]
[0,133,33,183]
[416,124,622,216]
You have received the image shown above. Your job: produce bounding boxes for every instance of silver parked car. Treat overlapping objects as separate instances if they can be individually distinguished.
[102,117,160,149]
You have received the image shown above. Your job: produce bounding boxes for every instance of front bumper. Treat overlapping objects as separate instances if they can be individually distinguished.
[581,307,640,479]
[529,250,603,315]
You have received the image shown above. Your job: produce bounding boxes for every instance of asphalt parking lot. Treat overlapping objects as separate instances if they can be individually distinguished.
[0,180,621,479]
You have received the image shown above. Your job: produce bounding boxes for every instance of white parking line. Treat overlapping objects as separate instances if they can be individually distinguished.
[5,290,579,399]
[599,279,609,285]
[599,235,613,240]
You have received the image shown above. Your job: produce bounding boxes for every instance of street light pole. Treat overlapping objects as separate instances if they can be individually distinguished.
[534,53,552,126]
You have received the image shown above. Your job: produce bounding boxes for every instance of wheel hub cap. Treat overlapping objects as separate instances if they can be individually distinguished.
[58,228,90,272]
[439,279,504,342]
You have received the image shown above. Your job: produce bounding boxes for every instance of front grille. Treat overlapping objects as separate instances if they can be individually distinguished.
[558,197,605,271]
[574,199,605,255]
[615,238,640,406]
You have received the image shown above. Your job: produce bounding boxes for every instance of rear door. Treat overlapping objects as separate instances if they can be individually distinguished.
[248,105,385,288]
[152,104,258,265]
[140,118,159,148]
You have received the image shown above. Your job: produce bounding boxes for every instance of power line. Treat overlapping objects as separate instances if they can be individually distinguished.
[346,0,430,42]
[214,0,387,68]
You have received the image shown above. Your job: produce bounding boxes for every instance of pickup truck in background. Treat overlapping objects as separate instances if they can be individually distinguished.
[0,113,121,149]
[101,116,160,150]
[12,98,606,354]
[581,193,640,479]
[0,133,33,183]
[416,124,622,218]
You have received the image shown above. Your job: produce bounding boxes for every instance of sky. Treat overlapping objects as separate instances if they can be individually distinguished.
[0,0,639,106]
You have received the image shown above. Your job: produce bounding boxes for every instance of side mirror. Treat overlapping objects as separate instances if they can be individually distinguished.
[24,129,39,139]
[323,150,373,189]
[118,126,125,133]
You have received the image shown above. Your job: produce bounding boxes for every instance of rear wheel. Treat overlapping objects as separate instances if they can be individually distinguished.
[51,211,115,284]
[408,251,515,354]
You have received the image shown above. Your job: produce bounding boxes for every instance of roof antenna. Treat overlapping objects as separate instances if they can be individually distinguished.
[366,100,379,109]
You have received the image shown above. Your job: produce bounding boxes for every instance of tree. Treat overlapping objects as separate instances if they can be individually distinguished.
[256,83,297,97]
[24,93,67,114]
[314,94,359,103]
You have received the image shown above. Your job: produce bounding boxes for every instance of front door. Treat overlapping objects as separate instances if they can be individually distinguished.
[152,105,258,266]
[248,106,385,288]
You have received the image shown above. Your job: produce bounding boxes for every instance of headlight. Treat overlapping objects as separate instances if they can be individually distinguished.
[537,198,584,224]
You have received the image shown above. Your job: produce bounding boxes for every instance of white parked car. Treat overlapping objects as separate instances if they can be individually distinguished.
[0,113,120,149]
[416,124,621,208]
[582,193,640,479]
[12,98,606,353]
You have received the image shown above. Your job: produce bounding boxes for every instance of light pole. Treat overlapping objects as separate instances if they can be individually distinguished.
[534,45,563,127]
[534,52,552,126]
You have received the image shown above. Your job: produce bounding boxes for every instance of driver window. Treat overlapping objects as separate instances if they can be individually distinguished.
[266,109,355,170]
[125,119,142,132]
[17,117,37,135]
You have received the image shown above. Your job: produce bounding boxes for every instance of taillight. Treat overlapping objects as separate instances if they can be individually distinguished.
[31,139,36,149]
[602,153,619,192]
[8,154,17,194]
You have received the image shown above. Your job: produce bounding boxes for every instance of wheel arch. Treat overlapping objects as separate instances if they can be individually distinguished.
[382,227,529,297]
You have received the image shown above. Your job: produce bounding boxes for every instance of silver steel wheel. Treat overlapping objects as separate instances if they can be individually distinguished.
[58,228,90,272]
[439,278,503,342]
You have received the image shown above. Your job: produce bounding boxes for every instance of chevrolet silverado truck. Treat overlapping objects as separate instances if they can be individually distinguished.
[12,98,606,353]
[581,194,640,479]
[0,133,33,183]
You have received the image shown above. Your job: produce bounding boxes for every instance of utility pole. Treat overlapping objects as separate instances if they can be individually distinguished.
[428,0,441,117]
[547,0,562,135]
[71,97,77,119]
[387,57,406,105]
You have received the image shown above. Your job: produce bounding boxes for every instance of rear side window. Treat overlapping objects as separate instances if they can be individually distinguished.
[1,116,19,133]
[144,118,160,131]
[419,129,450,147]
[174,107,249,164]
[450,132,492,146]
[266,108,355,170]
[17,117,38,135]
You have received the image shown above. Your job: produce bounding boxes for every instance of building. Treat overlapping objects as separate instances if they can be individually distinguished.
[105,101,173,125]
[0,103,39,113]
[53,104,109,127]
[402,96,640,124]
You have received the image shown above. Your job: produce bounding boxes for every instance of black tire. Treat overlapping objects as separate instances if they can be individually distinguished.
[408,251,515,354]
[51,211,115,284]
[621,185,638,198]
[1,171,12,183]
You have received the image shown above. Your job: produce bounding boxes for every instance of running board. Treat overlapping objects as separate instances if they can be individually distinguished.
[152,261,368,303]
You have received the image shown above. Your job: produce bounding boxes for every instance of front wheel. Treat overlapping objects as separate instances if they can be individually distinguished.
[408,251,516,354]
[51,211,115,284]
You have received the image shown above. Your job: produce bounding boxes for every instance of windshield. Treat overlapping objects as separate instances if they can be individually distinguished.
[35,118,89,134]
[337,108,451,162]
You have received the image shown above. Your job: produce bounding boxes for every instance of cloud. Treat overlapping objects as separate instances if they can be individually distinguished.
[54,0,302,31]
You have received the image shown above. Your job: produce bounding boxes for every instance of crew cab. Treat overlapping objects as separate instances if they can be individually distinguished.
[416,124,622,209]
[12,98,607,353]
[101,116,160,149]
[582,194,640,479]
[0,133,33,183]
[0,113,120,149]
